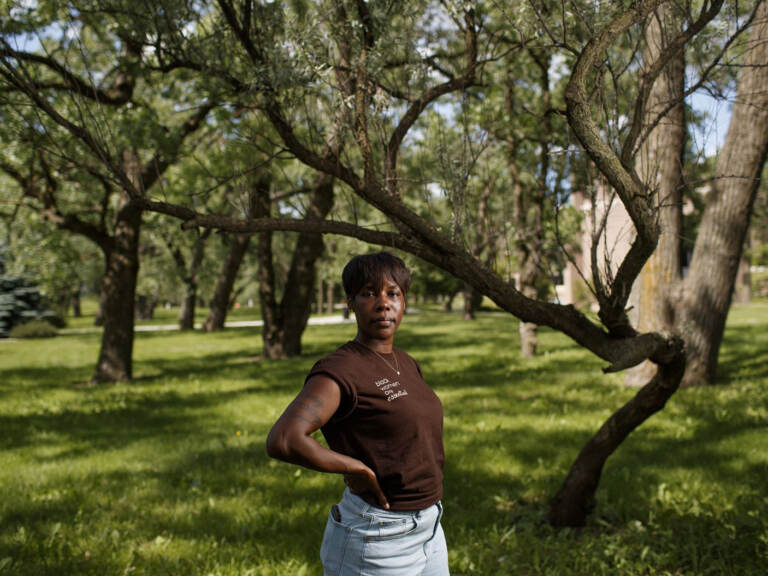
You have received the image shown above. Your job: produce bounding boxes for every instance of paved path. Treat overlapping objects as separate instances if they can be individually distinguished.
[58,315,355,335]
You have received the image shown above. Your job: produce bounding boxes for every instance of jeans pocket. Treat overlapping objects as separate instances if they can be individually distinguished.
[321,509,348,571]
[364,516,418,542]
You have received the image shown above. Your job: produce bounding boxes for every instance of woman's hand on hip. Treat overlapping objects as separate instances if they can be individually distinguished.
[344,464,389,510]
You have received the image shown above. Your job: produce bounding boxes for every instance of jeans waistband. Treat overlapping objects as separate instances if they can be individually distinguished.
[341,488,441,520]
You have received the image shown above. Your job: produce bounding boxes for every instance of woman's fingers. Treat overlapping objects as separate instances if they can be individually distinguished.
[343,469,390,510]
[371,481,390,510]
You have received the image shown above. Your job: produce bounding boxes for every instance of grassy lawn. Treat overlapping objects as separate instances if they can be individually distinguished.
[1,304,766,575]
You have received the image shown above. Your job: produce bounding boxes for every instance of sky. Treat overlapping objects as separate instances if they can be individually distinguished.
[688,91,732,158]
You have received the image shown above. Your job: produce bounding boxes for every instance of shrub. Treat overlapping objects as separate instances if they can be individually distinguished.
[0,275,60,336]
[9,319,58,339]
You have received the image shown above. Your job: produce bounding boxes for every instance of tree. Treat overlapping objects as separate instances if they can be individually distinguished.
[5,0,763,527]
[626,1,768,387]
[626,4,686,385]
[678,0,768,386]
[0,4,215,381]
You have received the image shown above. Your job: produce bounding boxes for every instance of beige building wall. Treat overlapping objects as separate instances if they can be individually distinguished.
[556,183,635,307]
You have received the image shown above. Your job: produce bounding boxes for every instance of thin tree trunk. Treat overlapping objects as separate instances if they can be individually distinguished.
[316,275,324,315]
[326,280,334,315]
[679,2,768,386]
[627,5,686,385]
[203,234,251,331]
[177,230,209,330]
[71,288,82,317]
[178,288,196,330]
[254,175,284,358]
[462,283,476,320]
[92,175,142,383]
[280,178,334,356]
[135,293,156,320]
[256,176,334,358]
[443,289,459,312]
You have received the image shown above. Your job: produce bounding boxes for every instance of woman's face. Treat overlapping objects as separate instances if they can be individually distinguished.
[349,276,405,344]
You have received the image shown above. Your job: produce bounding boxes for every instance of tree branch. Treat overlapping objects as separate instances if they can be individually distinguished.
[0,41,138,105]
[384,5,478,194]
[620,0,724,166]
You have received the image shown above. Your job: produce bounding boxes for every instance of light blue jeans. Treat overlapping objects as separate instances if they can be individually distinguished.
[320,488,449,575]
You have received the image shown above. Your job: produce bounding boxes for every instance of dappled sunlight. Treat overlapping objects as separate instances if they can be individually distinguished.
[1,309,767,574]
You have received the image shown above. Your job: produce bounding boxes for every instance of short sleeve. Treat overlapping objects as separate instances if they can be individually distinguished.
[400,350,423,379]
[305,358,358,422]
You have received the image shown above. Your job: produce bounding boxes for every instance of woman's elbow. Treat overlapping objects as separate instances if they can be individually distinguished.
[265,427,291,460]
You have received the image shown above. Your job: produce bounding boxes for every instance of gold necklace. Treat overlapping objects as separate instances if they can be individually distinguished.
[358,341,400,375]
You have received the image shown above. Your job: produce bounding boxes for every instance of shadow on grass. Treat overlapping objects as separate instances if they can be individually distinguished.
[2,310,766,574]
[717,322,768,383]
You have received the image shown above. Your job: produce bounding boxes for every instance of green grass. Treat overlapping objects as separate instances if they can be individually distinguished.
[1,304,767,575]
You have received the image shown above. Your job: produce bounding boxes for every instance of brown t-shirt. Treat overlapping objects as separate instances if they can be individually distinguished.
[306,340,444,511]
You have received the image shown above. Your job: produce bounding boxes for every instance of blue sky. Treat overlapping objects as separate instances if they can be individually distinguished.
[688,91,732,158]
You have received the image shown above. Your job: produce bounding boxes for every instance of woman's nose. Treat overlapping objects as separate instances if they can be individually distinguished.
[376,294,391,309]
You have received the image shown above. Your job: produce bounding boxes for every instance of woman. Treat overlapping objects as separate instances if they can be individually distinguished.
[266,252,448,575]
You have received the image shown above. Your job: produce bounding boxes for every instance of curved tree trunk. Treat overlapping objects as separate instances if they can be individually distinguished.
[548,348,685,526]
[203,233,251,331]
[678,3,768,386]
[549,3,767,525]
[626,4,685,386]
[92,193,142,383]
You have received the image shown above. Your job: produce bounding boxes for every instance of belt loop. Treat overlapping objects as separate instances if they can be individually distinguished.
[430,501,443,540]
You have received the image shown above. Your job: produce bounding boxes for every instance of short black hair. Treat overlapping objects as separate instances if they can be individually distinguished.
[342,252,411,299]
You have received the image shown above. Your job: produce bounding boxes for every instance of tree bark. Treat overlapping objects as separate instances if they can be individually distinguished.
[178,289,196,330]
[626,5,686,385]
[279,178,335,356]
[257,176,334,358]
[203,233,251,331]
[92,152,142,383]
[678,2,768,386]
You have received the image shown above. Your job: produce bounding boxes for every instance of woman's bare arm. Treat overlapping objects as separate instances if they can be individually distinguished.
[266,374,389,508]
